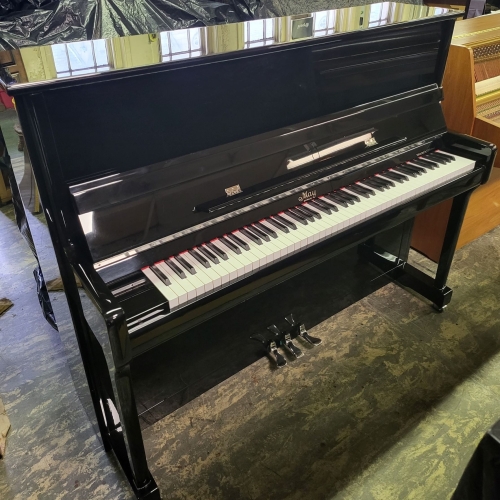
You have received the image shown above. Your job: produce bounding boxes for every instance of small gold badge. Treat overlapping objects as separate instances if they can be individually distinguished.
[225,184,243,197]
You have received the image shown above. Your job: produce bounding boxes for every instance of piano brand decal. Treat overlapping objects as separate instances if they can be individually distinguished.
[225,184,243,197]
[291,16,313,40]
[299,190,316,202]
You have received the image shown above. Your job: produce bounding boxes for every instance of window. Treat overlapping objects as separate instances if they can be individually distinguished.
[368,2,392,27]
[160,28,204,62]
[313,10,336,37]
[244,19,275,48]
[52,40,110,78]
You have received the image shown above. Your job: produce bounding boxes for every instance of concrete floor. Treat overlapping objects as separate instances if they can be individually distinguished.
[0,108,499,499]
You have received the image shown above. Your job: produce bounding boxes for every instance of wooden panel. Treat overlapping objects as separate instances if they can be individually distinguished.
[410,198,452,261]
[452,14,500,40]
[412,17,500,261]
[0,170,11,205]
[473,115,500,168]
[411,167,500,262]
[442,45,476,134]
[457,166,500,247]
[0,51,13,66]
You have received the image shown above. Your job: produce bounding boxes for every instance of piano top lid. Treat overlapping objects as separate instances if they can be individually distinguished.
[1,2,461,94]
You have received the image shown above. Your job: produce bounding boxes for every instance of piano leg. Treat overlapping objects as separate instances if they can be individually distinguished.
[435,190,473,290]
[76,293,161,499]
[358,189,473,311]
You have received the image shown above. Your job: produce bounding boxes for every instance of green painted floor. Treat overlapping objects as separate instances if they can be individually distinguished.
[0,103,499,499]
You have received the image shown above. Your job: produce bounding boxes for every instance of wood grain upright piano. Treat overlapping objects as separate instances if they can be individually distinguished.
[412,14,500,260]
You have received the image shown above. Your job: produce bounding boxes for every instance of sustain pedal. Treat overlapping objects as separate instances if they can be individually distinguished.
[285,314,322,346]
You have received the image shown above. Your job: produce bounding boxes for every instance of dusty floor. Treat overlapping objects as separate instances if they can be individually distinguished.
[0,107,499,499]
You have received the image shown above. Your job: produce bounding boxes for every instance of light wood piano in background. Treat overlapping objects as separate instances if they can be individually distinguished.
[412,14,500,261]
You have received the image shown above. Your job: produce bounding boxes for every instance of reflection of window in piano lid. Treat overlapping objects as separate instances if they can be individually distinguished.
[79,212,94,236]
[244,19,276,49]
[313,11,336,38]
[52,40,110,78]
[160,28,206,62]
[368,2,394,27]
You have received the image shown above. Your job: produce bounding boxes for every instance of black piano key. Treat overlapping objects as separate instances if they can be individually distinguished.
[403,163,425,175]
[166,258,186,279]
[333,191,355,204]
[383,171,408,182]
[353,183,376,195]
[198,245,219,264]
[375,176,395,187]
[207,241,228,260]
[292,206,314,221]
[423,153,447,165]
[346,185,370,198]
[228,233,250,251]
[317,197,339,211]
[413,158,437,169]
[369,176,391,187]
[340,189,361,201]
[248,224,270,241]
[286,209,309,225]
[150,265,171,286]
[299,204,321,219]
[175,254,197,274]
[220,235,242,254]
[309,198,338,213]
[363,178,387,190]
[325,193,349,207]
[189,249,210,268]
[255,221,277,238]
[431,151,454,162]
[407,159,429,169]
[268,217,289,233]
[308,199,331,214]
[240,227,262,245]
[273,214,296,230]
[394,165,418,177]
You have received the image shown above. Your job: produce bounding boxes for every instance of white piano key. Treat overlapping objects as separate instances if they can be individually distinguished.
[182,252,217,291]
[170,257,205,299]
[141,267,179,309]
[155,261,191,305]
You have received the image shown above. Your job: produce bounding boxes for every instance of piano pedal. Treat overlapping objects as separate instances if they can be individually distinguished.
[284,333,303,358]
[269,340,287,368]
[250,329,287,368]
[267,325,288,366]
[285,314,322,346]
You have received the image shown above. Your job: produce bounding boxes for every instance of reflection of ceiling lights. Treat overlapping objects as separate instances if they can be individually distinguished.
[79,212,94,235]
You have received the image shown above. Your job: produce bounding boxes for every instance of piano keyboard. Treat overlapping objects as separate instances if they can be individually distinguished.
[141,150,475,312]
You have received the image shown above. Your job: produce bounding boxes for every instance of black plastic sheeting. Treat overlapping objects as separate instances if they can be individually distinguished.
[452,419,500,500]
[0,0,280,49]
[0,125,57,330]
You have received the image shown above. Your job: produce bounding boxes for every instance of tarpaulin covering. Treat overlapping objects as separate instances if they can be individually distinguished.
[0,0,280,49]
[0,123,57,329]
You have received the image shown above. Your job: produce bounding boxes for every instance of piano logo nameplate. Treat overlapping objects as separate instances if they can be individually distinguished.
[225,184,243,197]
[299,190,316,202]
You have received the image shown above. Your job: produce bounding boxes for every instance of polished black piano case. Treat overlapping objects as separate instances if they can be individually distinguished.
[4,4,495,498]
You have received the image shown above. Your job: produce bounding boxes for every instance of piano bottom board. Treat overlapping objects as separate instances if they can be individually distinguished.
[131,247,395,430]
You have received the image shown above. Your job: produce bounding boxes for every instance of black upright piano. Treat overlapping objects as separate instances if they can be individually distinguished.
[3,4,496,499]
